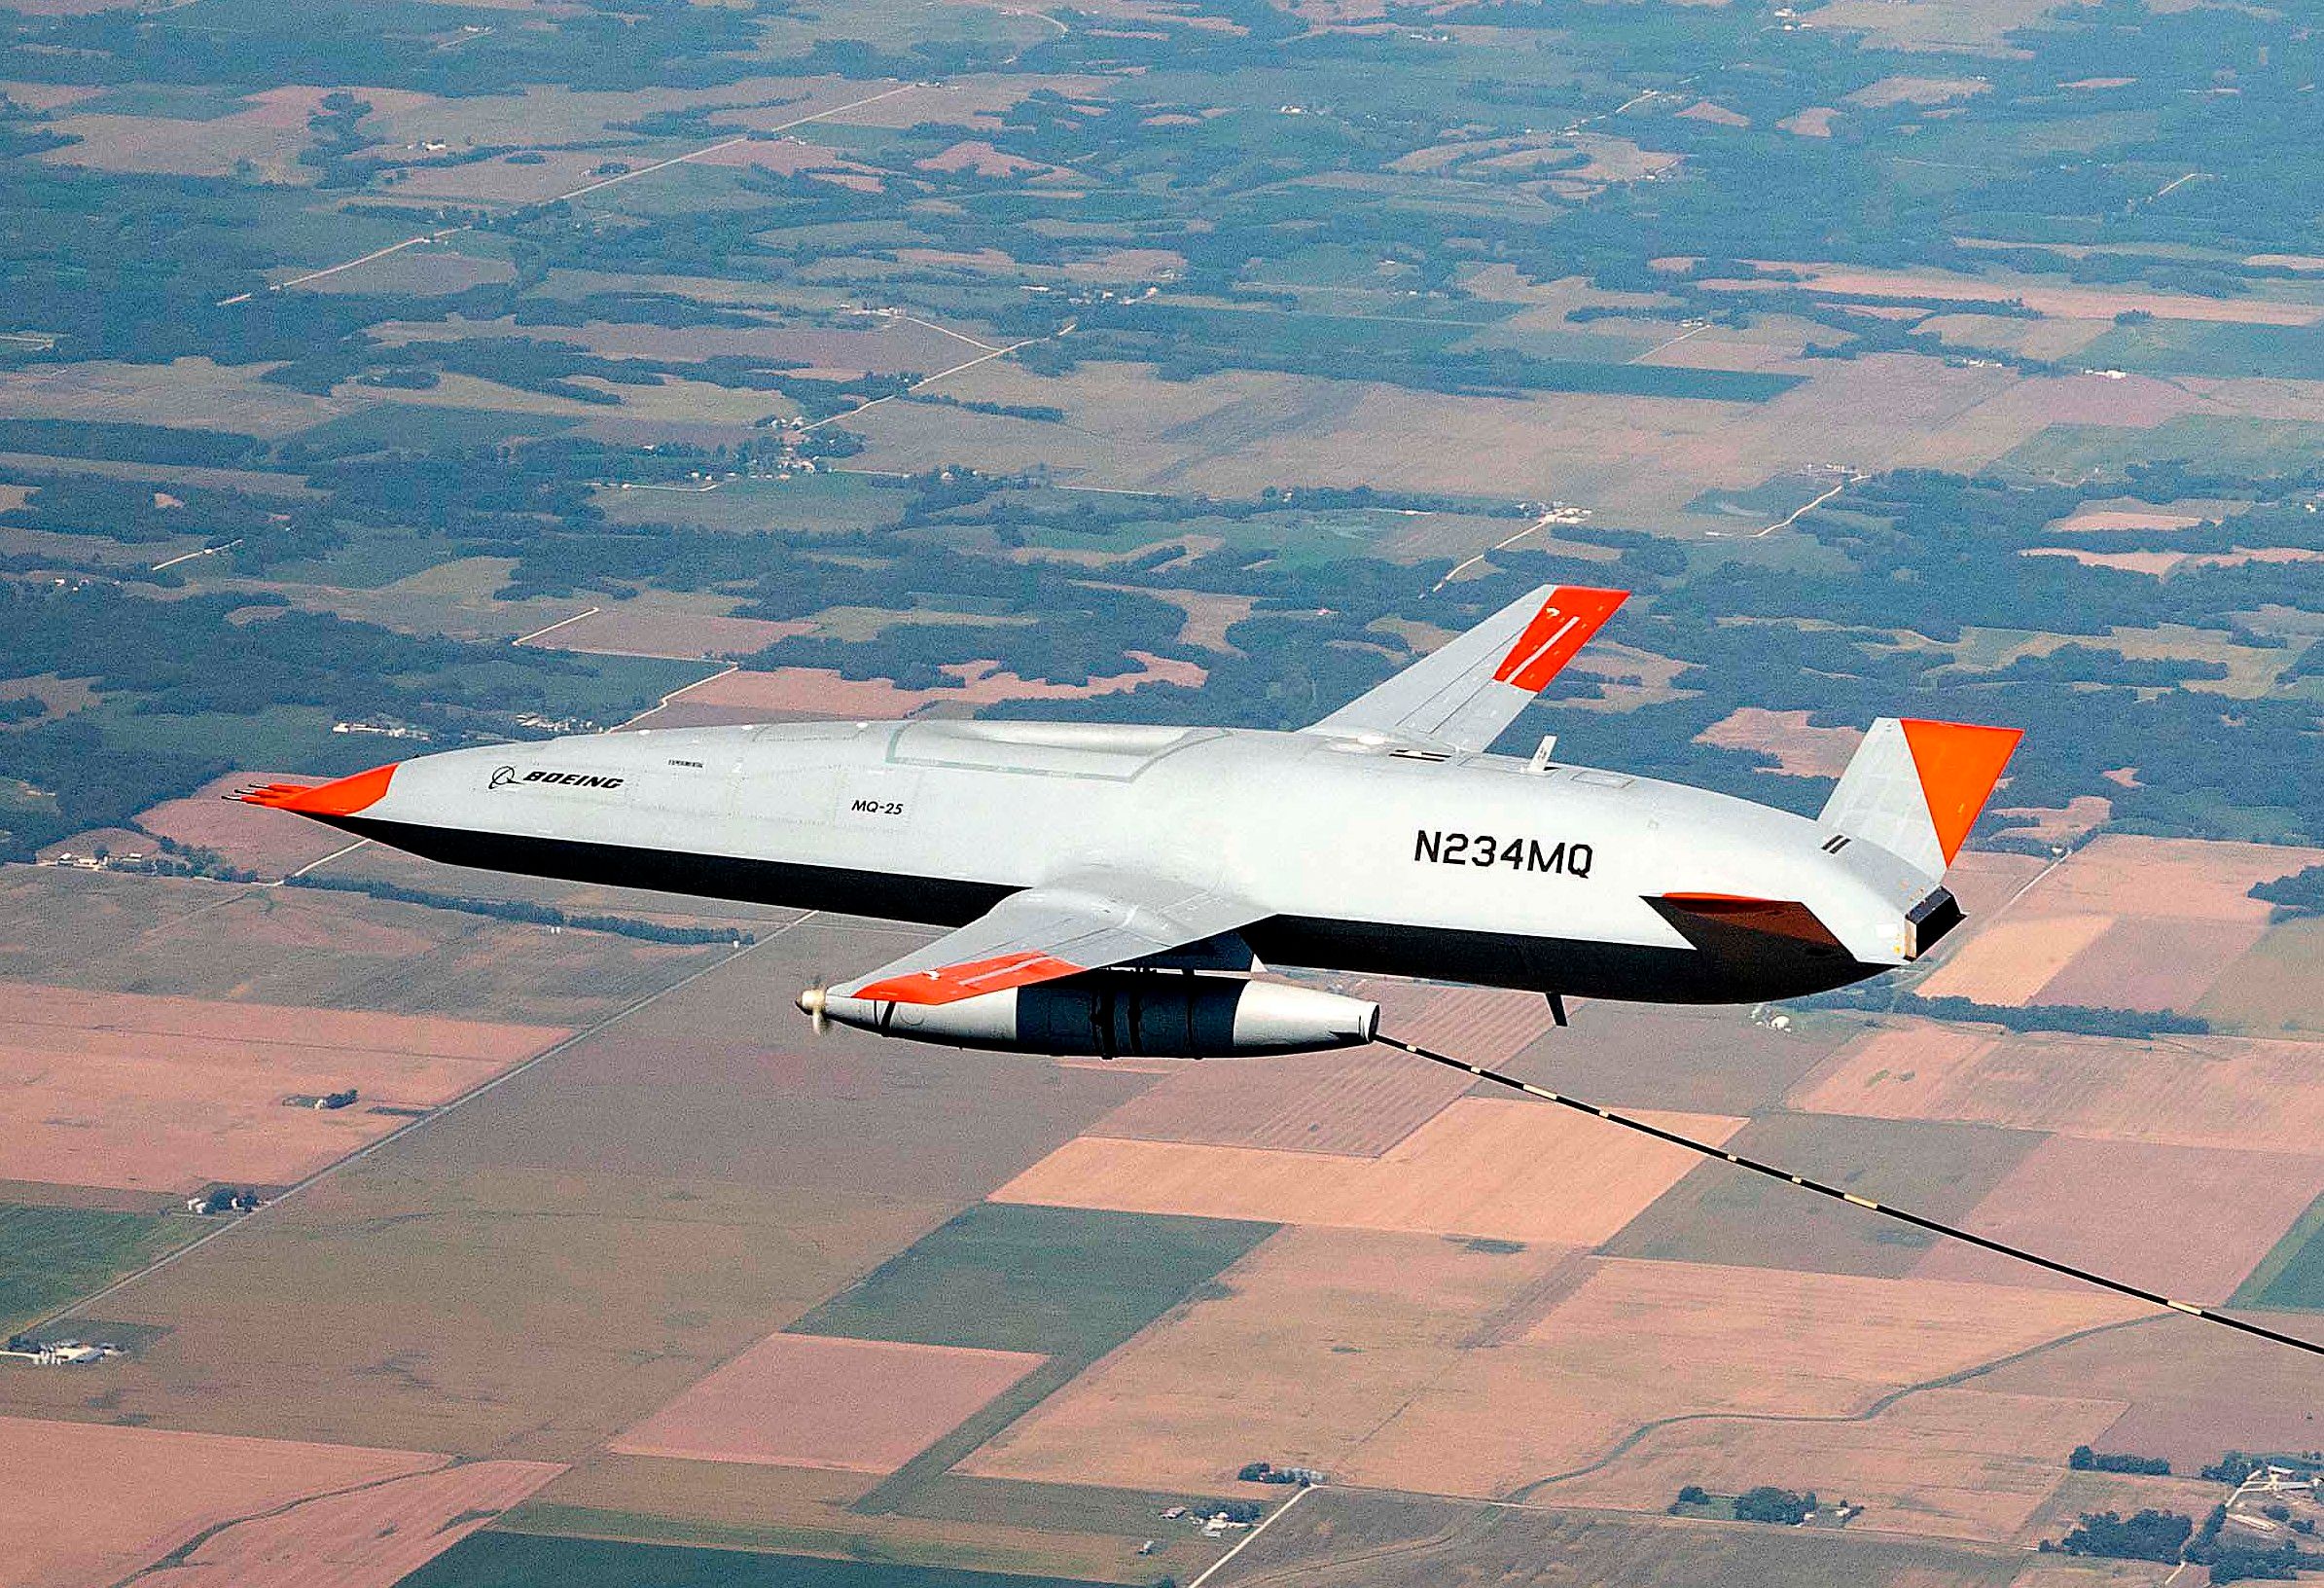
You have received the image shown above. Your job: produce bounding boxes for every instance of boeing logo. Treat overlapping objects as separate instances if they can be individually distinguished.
[489,766,625,791]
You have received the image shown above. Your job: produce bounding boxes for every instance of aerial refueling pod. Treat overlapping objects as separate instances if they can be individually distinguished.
[797,972,1378,1059]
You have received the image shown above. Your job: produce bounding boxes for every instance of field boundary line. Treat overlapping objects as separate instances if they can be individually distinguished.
[617,661,737,728]
[1497,1310,2161,1504]
[221,83,921,305]
[26,917,809,1333]
[511,606,603,647]
[106,1455,466,1588]
[804,324,1076,432]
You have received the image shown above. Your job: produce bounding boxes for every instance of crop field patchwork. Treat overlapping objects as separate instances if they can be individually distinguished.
[1915,914,2117,1005]
[0,980,563,1191]
[0,869,727,1027]
[2200,918,2324,1036]
[630,654,1205,730]
[961,1226,1585,1494]
[973,1245,2141,1505]
[152,1459,567,1588]
[991,1097,1744,1243]
[1977,1313,2324,1476]
[1214,1488,2023,1588]
[1537,1387,2130,1542]
[0,1201,199,1332]
[1919,1136,2324,1305]
[0,1415,447,1588]
[1604,1112,2045,1278]
[1792,1023,2324,1154]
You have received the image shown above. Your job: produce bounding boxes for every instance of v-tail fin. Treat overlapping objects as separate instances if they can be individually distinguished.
[1821,717,2022,880]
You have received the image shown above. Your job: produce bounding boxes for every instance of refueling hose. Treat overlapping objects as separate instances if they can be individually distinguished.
[1374,1029,2324,1363]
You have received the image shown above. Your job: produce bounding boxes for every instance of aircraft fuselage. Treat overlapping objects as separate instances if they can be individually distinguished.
[276,717,1959,1005]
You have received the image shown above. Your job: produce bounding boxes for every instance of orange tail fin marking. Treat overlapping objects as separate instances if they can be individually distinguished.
[1899,719,2023,865]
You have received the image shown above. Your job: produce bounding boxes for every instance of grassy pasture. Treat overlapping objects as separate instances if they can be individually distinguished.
[0,1202,198,1333]
[791,1201,1272,1516]
[400,1532,1113,1588]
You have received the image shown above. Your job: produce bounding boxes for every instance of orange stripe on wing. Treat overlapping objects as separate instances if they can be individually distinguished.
[856,950,1084,1007]
[233,763,398,817]
[1491,586,1628,693]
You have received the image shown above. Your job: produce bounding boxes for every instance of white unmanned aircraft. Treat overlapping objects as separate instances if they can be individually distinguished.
[243,587,2324,1359]
[242,584,2020,1060]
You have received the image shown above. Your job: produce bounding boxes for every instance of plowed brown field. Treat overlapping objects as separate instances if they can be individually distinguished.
[991,1096,1743,1241]
[610,1333,1045,1471]
[136,771,356,878]
[1086,1045,1475,1156]
[1539,1388,2128,1542]
[1793,1022,2324,1153]
[1916,915,2114,1004]
[0,1415,442,1588]
[0,981,564,1190]
[158,1459,564,1588]
[1915,1137,2324,1303]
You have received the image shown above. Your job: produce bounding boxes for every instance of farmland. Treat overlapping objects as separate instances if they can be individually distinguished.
[0,0,2322,1580]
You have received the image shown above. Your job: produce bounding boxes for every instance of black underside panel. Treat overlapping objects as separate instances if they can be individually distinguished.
[326,817,1883,1006]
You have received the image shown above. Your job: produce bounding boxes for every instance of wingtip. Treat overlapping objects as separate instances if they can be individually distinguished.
[1493,585,1630,694]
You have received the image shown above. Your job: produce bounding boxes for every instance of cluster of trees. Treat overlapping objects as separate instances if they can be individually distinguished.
[2046,1508,2194,1564]
[2071,1446,2172,1476]
[286,875,753,948]
[2251,866,2324,922]
[1796,985,2211,1040]
[0,580,684,859]
[1733,1488,1820,1526]
[2205,1454,2324,1485]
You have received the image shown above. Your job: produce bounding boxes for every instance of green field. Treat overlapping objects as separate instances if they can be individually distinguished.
[1998,415,2324,480]
[283,405,582,459]
[0,1203,200,1333]
[2079,320,2324,382]
[596,473,908,536]
[2232,1191,2324,1311]
[790,1201,1273,1359]
[1604,1113,2044,1279]
[789,1202,1273,1515]
[397,1533,1114,1588]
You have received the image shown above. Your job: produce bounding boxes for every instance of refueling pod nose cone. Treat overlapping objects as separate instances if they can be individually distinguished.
[796,985,830,1036]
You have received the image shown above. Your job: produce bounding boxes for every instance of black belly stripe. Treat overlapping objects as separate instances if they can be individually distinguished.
[316,815,1885,1005]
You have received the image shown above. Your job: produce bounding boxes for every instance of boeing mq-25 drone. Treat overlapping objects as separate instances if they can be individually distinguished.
[240,586,2324,1358]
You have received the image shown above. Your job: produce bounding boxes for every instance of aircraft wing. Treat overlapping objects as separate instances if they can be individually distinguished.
[833,875,1264,1006]
[1304,583,1628,754]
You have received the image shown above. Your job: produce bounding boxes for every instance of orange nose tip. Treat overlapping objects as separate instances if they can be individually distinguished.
[233,763,397,817]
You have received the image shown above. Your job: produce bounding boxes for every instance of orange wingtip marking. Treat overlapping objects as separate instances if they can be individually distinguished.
[233,763,397,818]
[1492,586,1628,694]
[856,951,1084,1007]
[1899,719,2024,865]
